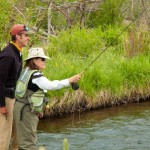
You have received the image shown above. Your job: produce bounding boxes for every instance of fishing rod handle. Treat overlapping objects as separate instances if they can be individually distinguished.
[71,83,79,90]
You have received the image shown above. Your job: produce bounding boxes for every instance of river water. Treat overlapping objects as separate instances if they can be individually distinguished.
[38,101,150,150]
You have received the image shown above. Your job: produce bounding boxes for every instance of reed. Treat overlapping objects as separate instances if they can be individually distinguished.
[63,138,69,150]
[38,146,46,150]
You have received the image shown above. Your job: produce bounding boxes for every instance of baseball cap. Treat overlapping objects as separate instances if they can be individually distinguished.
[10,24,32,36]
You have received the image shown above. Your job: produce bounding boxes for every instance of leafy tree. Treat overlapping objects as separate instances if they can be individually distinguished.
[0,0,12,50]
[87,0,125,28]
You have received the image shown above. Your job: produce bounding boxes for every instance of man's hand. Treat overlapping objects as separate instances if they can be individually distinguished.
[0,106,7,116]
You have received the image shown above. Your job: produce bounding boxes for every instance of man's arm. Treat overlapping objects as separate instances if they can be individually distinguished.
[0,56,12,107]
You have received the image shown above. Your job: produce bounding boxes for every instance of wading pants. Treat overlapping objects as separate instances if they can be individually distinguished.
[0,97,15,150]
[14,101,39,150]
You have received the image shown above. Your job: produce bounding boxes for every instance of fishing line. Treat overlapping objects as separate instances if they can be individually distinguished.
[72,5,150,90]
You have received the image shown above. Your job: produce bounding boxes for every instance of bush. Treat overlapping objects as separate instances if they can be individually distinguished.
[87,0,125,28]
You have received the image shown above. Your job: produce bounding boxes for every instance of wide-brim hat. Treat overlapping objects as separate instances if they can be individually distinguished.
[24,47,51,61]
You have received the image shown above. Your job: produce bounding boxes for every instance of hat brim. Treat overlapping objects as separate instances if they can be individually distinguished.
[24,56,51,61]
[20,30,34,35]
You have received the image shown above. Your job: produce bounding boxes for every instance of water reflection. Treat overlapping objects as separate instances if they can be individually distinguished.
[38,101,150,150]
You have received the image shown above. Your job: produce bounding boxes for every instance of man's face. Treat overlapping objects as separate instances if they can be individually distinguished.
[16,33,30,48]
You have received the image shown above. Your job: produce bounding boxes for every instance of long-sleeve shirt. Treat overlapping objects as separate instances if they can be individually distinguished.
[28,71,70,92]
[0,43,22,107]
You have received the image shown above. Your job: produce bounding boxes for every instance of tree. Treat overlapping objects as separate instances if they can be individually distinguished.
[87,0,125,28]
[0,0,12,50]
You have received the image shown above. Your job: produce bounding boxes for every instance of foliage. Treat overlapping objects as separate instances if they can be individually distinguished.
[87,0,125,28]
[63,138,69,150]
[40,26,150,98]
[0,0,150,106]
[0,0,12,50]
[0,0,149,49]
[45,26,123,71]
[101,25,125,47]
[124,27,150,57]
[47,25,125,59]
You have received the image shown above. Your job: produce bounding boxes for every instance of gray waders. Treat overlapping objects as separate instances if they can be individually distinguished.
[14,90,39,150]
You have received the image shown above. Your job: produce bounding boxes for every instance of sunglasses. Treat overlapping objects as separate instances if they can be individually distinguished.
[24,26,29,31]
[18,26,29,34]
[35,57,46,62]
[40,58,46,62]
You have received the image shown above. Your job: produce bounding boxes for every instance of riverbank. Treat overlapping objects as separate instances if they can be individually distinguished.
[44,84,150,117]
[41,26,150,117]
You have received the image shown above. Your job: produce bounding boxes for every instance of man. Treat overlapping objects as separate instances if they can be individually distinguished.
[0,24,31,150]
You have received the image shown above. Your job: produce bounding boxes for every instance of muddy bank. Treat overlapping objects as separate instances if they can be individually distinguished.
[44,86,150,117]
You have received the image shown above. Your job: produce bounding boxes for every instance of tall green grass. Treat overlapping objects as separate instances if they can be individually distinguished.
[41,26,150,100]
[47,26,105,57]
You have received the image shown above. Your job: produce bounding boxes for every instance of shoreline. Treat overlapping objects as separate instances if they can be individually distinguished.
[44,85,150,117]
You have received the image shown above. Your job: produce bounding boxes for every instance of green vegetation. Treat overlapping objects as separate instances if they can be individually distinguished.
[87,0,125,27]
[0,0,150,116]
[0,0,11,49]
[44,25,150,96]
[63,138,69,150]
[43,25,150,116]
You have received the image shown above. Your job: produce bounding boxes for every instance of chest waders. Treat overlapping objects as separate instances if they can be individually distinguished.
[15,67,45,120]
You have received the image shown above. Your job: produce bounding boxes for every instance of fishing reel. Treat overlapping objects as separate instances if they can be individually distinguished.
[71,83,79,90]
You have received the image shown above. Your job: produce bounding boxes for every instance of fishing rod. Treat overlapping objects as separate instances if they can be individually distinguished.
[71,5,150,90]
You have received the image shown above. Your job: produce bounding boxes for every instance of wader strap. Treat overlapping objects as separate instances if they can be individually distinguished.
[20,103,30,121]
[16,99,30,121]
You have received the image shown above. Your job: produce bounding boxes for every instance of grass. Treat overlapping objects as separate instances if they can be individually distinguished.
[22,25,150,116]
